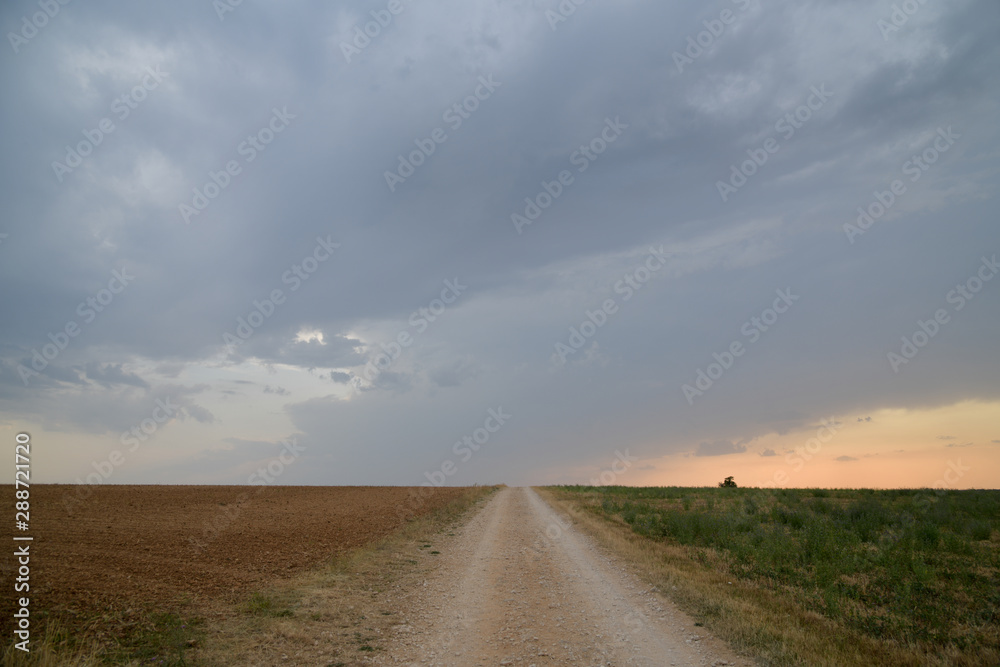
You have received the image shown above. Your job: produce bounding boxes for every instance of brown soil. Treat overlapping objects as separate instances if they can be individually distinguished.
[0,484,469,633]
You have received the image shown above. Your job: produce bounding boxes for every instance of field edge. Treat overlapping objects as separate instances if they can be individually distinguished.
[193,483,500,666]
[3,484,501,667]
[534,486,927,667]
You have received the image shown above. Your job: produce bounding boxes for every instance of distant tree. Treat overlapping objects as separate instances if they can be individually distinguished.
[719,476,737,488]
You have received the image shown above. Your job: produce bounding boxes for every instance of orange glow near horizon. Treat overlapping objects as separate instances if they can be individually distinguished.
[626,400,1000,489]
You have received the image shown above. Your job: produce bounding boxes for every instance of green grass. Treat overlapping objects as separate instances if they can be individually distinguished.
[556,485,999,663]
[2,609,205,666]
[242,592,294,618]
[102,612,204,666]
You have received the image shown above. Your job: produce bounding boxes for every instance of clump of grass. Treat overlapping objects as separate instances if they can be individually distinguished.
[105,612,203,665]
[243,592,293,617]
[4,610,204,666]
[2,620,101,666]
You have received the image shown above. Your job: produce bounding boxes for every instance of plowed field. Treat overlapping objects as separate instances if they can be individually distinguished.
[0,485,470,635]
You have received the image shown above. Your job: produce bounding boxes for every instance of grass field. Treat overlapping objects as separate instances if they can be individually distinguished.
[548,485,1000,665]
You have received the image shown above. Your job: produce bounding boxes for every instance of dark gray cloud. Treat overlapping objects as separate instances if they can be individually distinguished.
[835,455,859,462]
[1,0,998,485]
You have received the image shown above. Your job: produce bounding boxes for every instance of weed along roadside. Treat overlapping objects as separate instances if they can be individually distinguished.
[542,485,1000,666]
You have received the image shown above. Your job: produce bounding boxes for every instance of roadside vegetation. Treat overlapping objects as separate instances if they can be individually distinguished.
[544,485,1000,666]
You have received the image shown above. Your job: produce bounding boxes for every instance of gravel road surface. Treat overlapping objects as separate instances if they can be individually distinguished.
[379,486,747,666]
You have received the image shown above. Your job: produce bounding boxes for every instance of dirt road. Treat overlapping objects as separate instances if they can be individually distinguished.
[380,487,746,666]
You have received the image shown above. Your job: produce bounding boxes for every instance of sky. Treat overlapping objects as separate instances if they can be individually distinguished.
[1,0,998,490]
